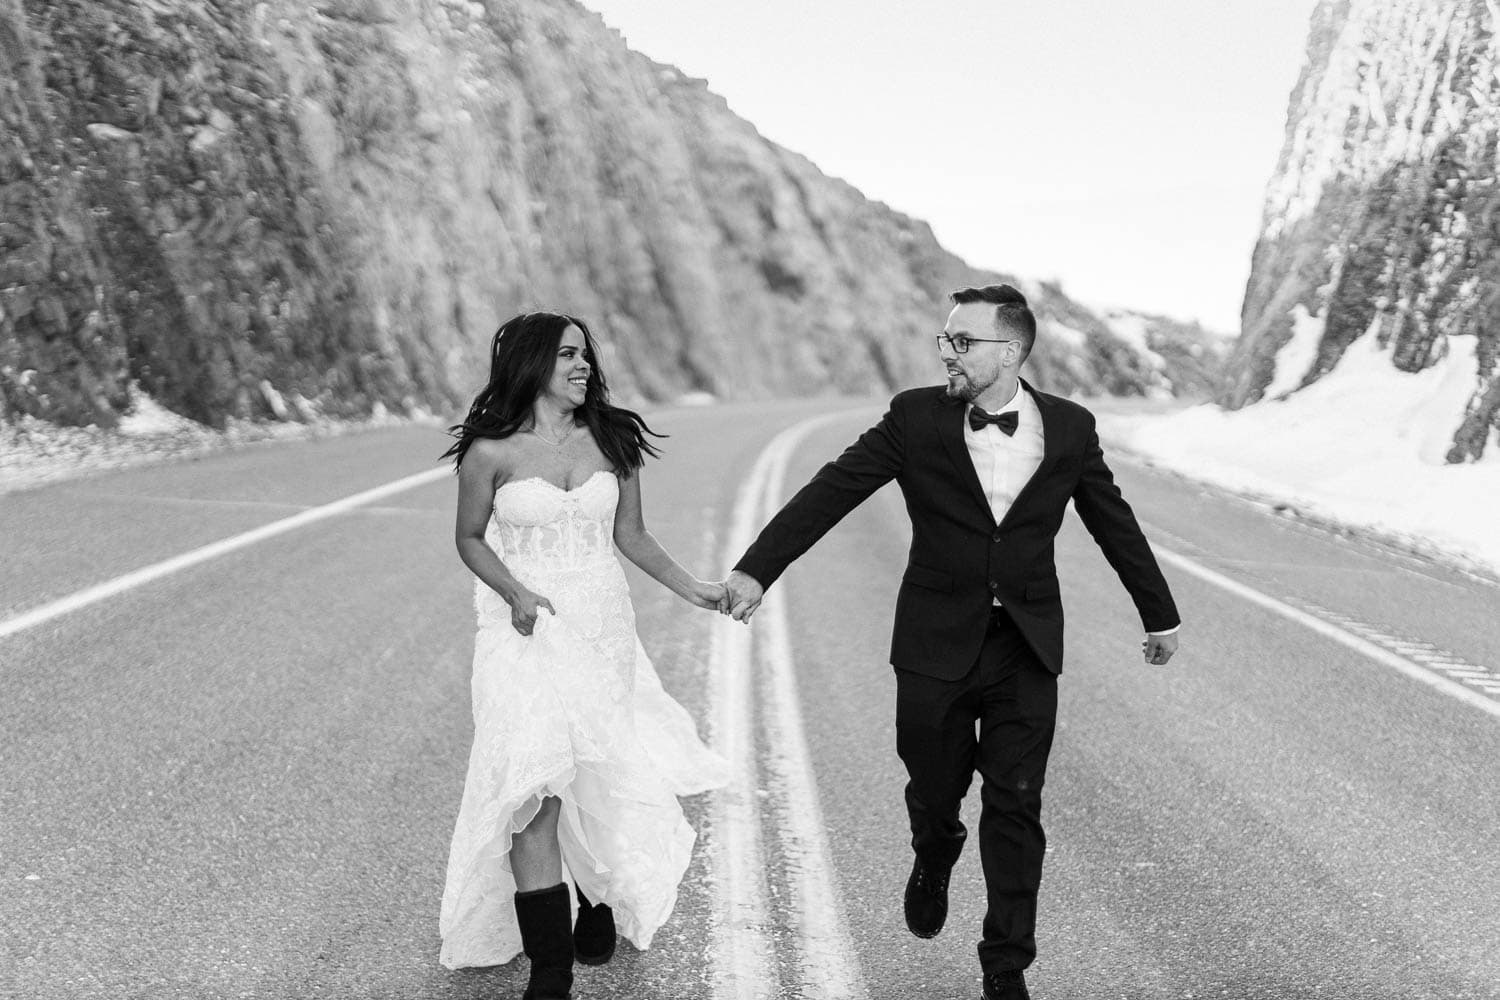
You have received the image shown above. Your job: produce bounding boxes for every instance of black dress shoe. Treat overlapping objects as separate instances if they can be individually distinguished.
[903,857,950,938]
[572,888,617,965]
[981,969,1030,1000]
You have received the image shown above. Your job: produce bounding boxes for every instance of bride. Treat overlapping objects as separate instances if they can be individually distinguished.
[439,312,729,998]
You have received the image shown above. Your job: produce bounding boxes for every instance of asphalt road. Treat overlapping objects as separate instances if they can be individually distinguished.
[2,399,1497,1000]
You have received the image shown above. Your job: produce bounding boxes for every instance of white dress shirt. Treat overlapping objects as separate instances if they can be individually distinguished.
[963,385,1045,527]
[965,384,1178,636]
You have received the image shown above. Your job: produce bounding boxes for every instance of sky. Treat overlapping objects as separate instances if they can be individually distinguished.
[579,0,1324,333]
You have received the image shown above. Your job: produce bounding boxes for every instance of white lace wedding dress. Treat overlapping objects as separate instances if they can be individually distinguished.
[439,469,728,969]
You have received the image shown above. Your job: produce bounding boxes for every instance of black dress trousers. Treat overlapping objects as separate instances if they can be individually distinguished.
[894,606,1059,973]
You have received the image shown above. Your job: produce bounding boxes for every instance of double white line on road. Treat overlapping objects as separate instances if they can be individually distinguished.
[707,412,870,1000]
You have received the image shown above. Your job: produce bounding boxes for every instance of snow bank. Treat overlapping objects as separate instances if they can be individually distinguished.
[1100,332,1500,575]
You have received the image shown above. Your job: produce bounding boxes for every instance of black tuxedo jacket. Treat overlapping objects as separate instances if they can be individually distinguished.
[735,382,1179,679]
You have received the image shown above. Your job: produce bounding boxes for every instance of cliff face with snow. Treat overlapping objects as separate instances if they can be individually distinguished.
[1,0,1219,432]
[1227,0,1500,462]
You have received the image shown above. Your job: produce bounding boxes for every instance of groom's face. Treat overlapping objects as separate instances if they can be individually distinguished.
[940,302,1010,402]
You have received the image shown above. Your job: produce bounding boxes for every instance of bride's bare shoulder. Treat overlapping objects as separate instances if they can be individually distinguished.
[466,435,516,460]
[461,435,520,483]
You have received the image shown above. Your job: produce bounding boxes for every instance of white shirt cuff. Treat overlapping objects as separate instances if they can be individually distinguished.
[1146,625,1180,636]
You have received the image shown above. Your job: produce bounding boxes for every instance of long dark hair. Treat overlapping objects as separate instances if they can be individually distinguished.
[441,312,663,473]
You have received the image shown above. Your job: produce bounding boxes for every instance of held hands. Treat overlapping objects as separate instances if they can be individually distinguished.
[685,577,731,611]
[510,587,555,636]
[1142,631,1179,665]
[721,570,764,623]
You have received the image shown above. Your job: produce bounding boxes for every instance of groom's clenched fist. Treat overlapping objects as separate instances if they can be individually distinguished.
[724,570,764,623]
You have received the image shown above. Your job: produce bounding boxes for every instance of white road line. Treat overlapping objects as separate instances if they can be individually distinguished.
[707,444,779,1000]
[0,467,449,642]
[707,409,873,1000]
[1153,547,1500,720]
[754,415,869,1000]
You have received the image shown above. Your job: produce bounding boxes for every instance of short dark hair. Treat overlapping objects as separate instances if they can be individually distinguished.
[950,284,1036,361]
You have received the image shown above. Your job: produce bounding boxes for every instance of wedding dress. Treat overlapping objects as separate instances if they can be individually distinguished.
[439,469,728,969]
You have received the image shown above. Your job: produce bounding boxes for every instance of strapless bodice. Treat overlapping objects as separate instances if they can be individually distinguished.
[486,470,618,570]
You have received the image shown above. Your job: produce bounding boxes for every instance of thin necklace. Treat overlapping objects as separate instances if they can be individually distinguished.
[531,422,573,447]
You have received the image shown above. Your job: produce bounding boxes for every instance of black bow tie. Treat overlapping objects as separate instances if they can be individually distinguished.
[968,407,1018,436]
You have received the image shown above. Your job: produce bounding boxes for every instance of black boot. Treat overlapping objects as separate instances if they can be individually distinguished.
[514,883,573,1000]
[573,886,617,965]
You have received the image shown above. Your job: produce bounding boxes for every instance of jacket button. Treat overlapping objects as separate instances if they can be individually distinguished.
[989,581,1000,593]
[992,529,1004,542]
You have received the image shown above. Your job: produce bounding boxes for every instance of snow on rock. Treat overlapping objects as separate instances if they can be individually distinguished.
[1089,307,1232,401]
[117,384,199,437]
[1047,322,1089,351]
[1100,313,1164,370]
[1227,0,1500,462]
[1264,304,1327,400]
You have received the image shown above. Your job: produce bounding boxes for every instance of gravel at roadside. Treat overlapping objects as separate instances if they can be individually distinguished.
[1,398,447,497]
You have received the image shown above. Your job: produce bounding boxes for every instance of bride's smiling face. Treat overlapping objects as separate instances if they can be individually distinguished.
[539,324,593,410]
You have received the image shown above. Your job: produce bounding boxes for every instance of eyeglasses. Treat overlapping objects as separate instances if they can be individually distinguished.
[934,334,1017,355]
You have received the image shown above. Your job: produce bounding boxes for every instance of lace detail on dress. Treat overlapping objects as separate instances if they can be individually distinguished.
[473,471,634,689]
[489,471,616,569]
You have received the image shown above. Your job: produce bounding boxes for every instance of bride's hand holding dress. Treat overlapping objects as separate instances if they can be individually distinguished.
[504,584,555,636]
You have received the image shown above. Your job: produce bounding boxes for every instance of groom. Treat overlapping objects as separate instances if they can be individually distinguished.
[723,284,1181,999]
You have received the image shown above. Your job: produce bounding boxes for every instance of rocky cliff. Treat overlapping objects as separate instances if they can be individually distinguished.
[1228,0,1500,462]
[1,0,1219,433]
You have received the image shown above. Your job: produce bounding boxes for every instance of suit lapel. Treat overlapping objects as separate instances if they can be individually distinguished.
[932,393,996,526]
[996,378,1060,531]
